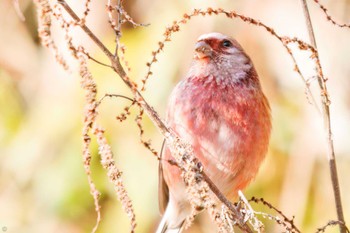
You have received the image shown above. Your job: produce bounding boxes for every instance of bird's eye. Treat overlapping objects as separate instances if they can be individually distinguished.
[222,40,232,48]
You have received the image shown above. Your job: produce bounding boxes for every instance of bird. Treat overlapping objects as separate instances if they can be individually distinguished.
[157,32,271,233]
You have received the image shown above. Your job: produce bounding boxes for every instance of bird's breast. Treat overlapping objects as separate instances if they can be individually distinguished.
[165,76,271,199]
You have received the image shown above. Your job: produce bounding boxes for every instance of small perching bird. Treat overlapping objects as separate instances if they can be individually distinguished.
[157,32,271,233]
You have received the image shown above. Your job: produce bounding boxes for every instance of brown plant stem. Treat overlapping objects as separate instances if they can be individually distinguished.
[250,197,301,233]
[114,0,122,56]
[57,0,253,232]
[299,1,346,233]
[316,220,350,233]
[312,0,350,28]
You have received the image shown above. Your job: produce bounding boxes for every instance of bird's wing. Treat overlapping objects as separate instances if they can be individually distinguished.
[158,139,169,215]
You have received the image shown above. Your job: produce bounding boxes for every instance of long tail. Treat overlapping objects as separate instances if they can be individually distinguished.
[156,201,186,233]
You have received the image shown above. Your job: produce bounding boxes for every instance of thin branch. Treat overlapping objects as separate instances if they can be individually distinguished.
[301,0,318,47]
[135,108,159,157]
[87,54,114,68]
[238,192,264,232]
[96,93,134,106]
[316,220,350,233]
[106,0,122,56]
[312,0,350,28]
[250,197,301,233]
[114,0,122,56]
[57,0,114,59]
[80,0,91,25]
[299,1,346,233]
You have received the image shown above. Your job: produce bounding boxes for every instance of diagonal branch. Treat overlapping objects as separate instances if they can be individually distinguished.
[57,0,114,59]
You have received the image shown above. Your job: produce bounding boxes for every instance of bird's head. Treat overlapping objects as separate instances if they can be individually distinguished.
[194,32,245,61]
[190,33,254,84]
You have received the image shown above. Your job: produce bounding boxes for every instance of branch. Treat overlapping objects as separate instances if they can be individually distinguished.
[299,1,346,233]
[313,0,350,28]
[316,220,350,233]
[57,0,114,59]
[250,197,301,233]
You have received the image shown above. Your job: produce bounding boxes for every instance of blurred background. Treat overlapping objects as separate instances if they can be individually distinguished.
[1,0,350,232]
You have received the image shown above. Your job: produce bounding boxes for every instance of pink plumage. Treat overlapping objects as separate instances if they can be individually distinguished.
[157,32,271,233]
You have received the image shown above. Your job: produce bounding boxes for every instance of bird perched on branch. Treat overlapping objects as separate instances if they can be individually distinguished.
[157,32,271,233]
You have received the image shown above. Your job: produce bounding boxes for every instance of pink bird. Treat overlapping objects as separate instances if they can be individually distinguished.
[157,32,271,233]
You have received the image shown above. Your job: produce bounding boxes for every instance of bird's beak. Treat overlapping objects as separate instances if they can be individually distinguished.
[194,41,212,59]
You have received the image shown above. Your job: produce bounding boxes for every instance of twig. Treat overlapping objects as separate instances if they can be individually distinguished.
[114,0,126,56]
[57,0,114,60]
[250,197,301,233]
[238,192,264,232]
[80,0,91,25]
[299,1,346,233]
[135,107,159,157]
[316,220,350,233]
[312,0,350,28]
[97,93,134,106]
[86,54,114,68]
[111,0,122,56]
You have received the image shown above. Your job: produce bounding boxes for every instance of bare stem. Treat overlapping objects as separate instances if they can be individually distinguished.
[57,0,114,59]
[114,0,122,56]
[299,1,346,232]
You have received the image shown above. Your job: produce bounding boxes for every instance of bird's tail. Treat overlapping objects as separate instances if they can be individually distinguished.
[156,201,186,233]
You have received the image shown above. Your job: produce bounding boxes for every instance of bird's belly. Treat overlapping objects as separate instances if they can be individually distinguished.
[167,117,257,201]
